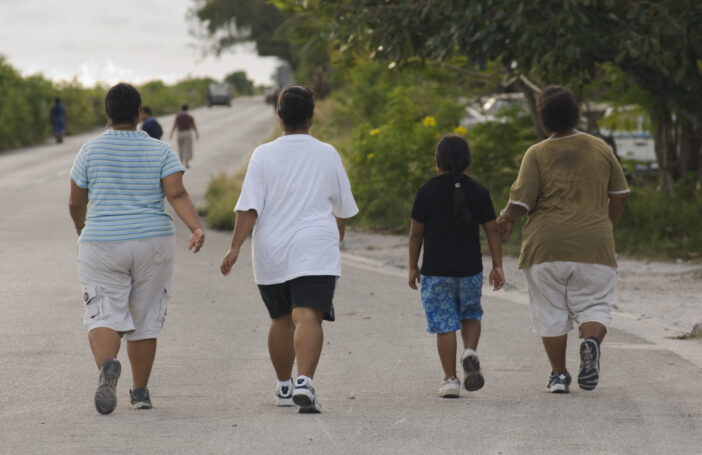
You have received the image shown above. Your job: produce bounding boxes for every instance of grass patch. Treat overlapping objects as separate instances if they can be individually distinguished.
[198,168,247,230]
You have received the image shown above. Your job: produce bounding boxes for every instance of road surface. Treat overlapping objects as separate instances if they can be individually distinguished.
[1,96,701,454]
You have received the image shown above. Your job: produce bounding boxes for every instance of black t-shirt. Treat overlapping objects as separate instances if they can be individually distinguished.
[411,174,496,277]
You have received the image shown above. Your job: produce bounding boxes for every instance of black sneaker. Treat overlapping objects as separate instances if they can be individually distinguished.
[547,372,571,393]
[292,377,321,413]
[95,358,121,414]
[130,387,152,409]
[578,338,600,390]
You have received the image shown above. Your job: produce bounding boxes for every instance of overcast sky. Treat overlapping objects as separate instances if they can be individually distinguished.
[0,0,281,86]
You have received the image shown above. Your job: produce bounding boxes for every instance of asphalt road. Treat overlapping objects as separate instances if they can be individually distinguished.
[1,96,701,454]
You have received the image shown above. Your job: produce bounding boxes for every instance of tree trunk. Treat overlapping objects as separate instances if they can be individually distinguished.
[651,107,675,195]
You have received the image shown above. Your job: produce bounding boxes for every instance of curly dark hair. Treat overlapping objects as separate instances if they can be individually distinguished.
[104,83,141,125]
[435,134,473,230]
[277,86,315,130]
[537,86,580,134]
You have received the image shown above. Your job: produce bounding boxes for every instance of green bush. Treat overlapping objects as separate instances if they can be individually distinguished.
[615,181,702,260]
[199,169,247,230]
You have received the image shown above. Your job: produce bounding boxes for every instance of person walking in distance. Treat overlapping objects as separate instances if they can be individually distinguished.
[69,83,205,414]
[496,86,629,394]
[169,104,199,168]
[140,106,163,140]
[409,134,504,398]
[50,97,67,143]
[220,86,358,413]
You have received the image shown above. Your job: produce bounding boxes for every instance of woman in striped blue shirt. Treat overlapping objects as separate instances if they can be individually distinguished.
[69,83,205,415]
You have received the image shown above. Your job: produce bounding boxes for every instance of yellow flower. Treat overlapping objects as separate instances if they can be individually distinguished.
[453,125,468,136]
[369,128,380,136]
[355,156,362,163]
[366,153,375,160]
[422,116,437,127]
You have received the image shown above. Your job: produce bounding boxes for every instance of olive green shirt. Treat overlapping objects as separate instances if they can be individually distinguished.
[509,132,629,269]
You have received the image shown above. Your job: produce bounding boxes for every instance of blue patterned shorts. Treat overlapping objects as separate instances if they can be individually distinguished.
[420,273,483,334]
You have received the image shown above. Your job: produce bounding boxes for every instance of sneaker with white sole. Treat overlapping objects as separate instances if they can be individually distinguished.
[461,348,485,391]
[547,372,571,393]
[130,388,152,409]
[95,358,121,415]
[439,377,461,398]
[275,382,294,407]
[578,338,600,391]
[292,377,321,413]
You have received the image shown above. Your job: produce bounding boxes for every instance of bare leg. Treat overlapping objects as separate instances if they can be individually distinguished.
[268,314,296,381]
[542,335,568,374]
[88,327,121,370]
[579,321,607,343]
[291,307,324,378]
[437,331,457,380]
[460,319,481,351]
[127,339,157,389]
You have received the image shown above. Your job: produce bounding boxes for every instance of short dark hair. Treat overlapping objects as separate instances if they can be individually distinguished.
[537,86,580,134]
[181,104,188,111]
[54,97,61,104]
[277,86,315,130]
[142,106,152,115]
[435,134,473,230]
[105,83,141,125]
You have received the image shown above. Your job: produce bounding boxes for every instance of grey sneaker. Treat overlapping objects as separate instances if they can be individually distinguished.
[461,348,485,391]
[130,388,152,409]
[547,372,571,393]
[439,377,461,398]
[275,382,294,407]
[95,358,121,415]
[578,338,600,390]
[292,377,321,413]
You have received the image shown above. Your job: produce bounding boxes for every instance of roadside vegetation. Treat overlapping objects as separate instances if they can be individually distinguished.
[0,56,256,151]
[185,1,702,261]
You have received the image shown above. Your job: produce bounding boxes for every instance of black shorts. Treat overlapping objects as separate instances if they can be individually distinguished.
[258,275,337,321]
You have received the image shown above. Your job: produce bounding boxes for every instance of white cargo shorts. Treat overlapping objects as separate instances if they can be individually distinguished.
[77,236,174,340]
[523,261,617,337]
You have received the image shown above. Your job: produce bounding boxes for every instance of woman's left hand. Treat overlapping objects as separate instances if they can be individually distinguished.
[188,228,205,253]
[489,267,505,291]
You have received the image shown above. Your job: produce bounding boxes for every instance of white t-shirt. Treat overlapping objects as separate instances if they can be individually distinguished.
[235,134,359,284]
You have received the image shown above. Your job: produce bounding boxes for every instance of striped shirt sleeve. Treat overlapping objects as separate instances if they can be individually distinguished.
[70,146,89,188]
[160,145,186,178]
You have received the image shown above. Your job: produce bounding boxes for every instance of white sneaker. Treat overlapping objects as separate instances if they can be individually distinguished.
[275,382,294,407]
[461,348,485,391]
[439,377,461,398]
[292,377,322,413]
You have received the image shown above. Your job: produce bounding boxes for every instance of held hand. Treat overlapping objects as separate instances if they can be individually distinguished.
[408,267,421,290]
[188,228,205,253]
[220,248,239,276]
[496,215,514,239]
[489,267,505,291]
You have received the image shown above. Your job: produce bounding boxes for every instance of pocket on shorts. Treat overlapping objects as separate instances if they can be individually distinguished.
[159,287,170,327]
[82,285,102,325]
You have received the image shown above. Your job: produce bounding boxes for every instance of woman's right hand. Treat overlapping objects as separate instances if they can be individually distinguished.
[408,267,421,290]
[188,228,205,253]
[221,248,239,276]
[496,215,514,239]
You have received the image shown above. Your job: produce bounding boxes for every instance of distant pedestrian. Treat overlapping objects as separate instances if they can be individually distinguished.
[169,104,199,168]
[220,86,358,413]
[409,134,504,398]
[496,86,629,394]
[69,83,205,415]
[50,97,67,143]
[140,106,163,139]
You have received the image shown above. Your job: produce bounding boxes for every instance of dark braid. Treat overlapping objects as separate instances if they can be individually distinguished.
[435,134,472,230]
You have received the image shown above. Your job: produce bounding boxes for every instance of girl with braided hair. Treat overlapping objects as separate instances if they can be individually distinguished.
[408,134,504,398]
